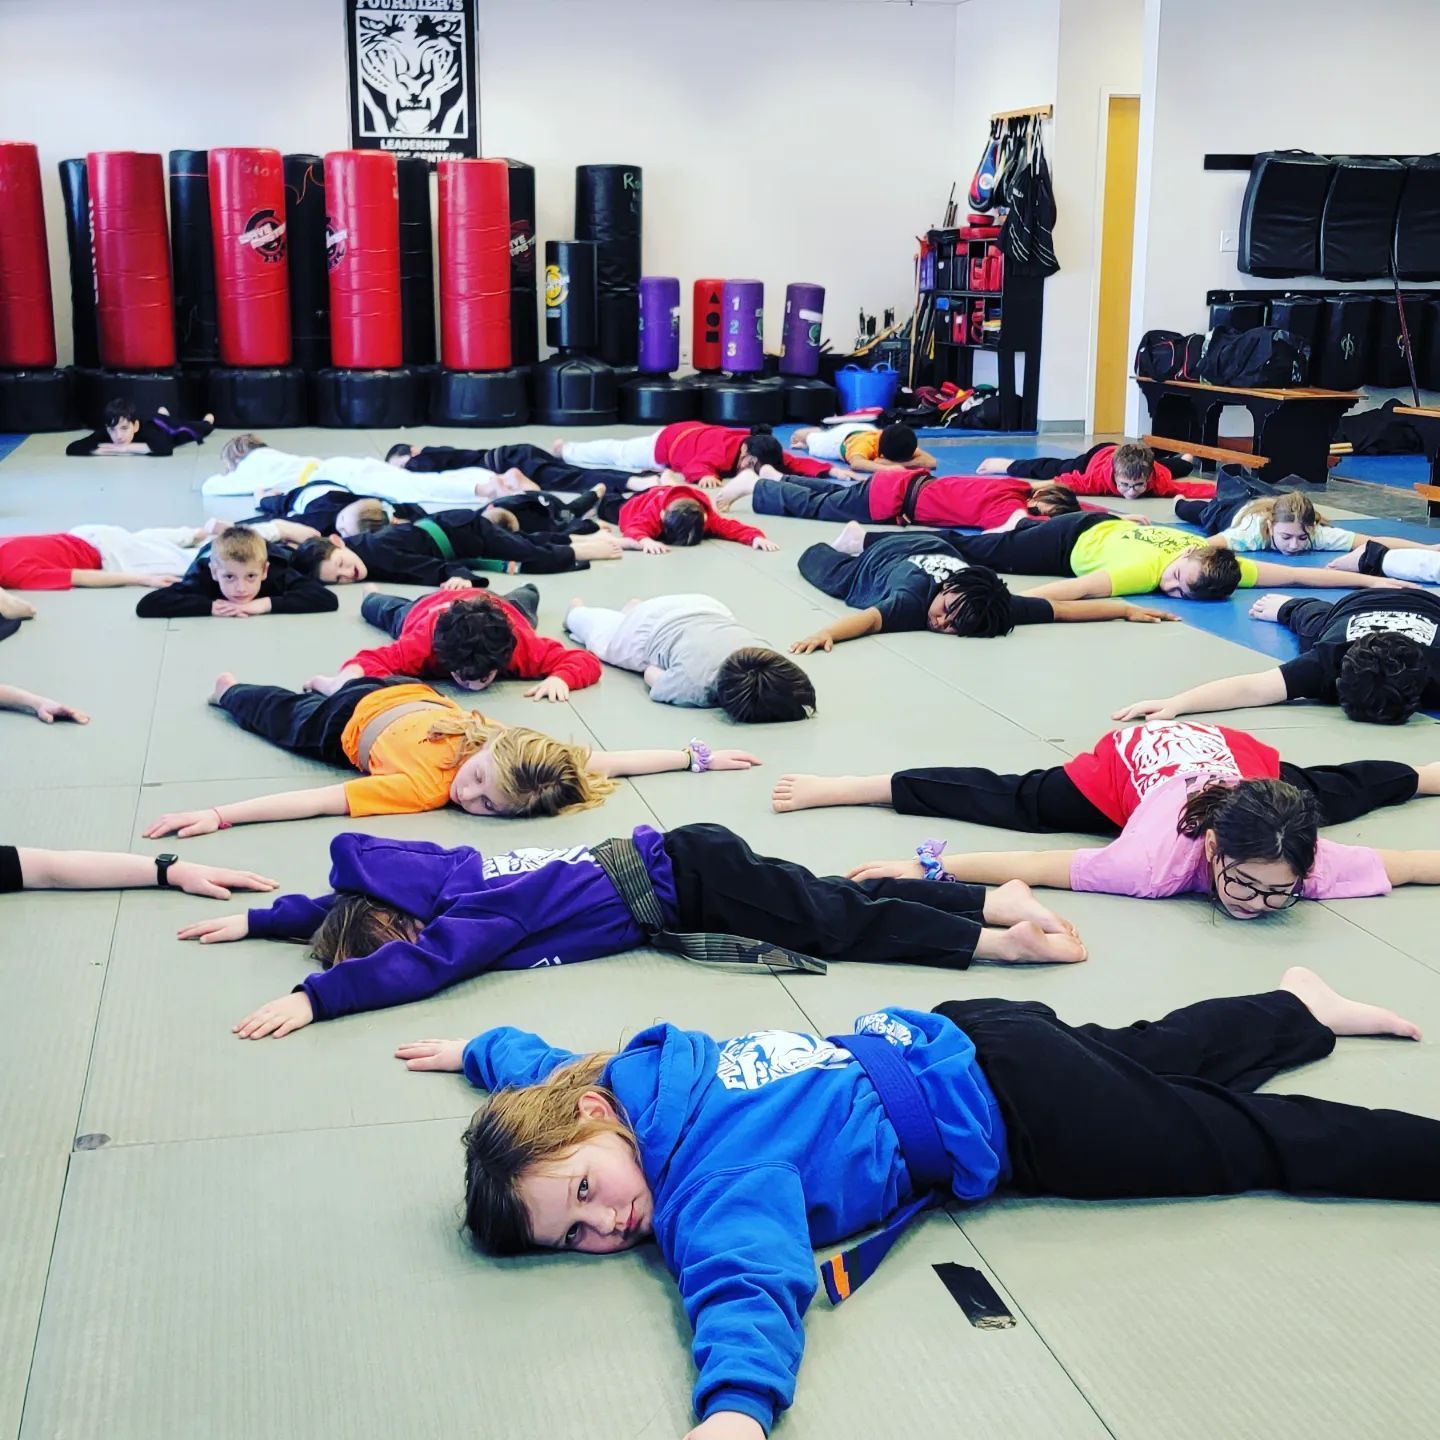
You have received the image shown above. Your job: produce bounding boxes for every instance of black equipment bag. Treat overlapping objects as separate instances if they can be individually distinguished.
[1335,398,1424,455]
[1418,296,1440,390]
[1208,301,1266,333]
[1395,156,1440,282]
[1313,294,1374,389]
[1134,329,1186,380]
[1237,151,1332,277]
[1196,326,1311,388]
[1368,297,1412,388]
[1318,156,1407,280]
[1268,296,1324,353]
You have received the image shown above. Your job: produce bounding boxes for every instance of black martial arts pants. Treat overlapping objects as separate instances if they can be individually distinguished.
[217,676,412,768]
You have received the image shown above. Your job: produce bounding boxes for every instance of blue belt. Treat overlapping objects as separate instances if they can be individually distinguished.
[821,1031,951,1304]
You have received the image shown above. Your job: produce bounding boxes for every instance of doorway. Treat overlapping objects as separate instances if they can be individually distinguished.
[1092,94,1140,436]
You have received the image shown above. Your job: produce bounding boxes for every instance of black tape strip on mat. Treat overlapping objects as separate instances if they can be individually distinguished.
[933,1263,1017,1329]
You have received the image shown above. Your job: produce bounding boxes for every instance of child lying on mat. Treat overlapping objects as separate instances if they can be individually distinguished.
[975,440,1212,499]
[397,968,1429,1440]
[554,422,833,488]
[176,823,1085,1038]
[791,525,1176,650]
[134,524,335,619]
[565,594,815,722]
[598,483,779,555]
[788,421,937,473]
[144,674,760,838]
[65,398,214,457]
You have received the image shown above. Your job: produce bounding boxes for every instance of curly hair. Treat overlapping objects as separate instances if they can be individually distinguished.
[710,647,817,723]
[431,596,519,684]
[936,565,1016,637]
[1335,632,1429,724]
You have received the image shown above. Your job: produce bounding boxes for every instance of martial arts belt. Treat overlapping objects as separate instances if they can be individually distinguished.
[414,518,513,577]
[820,1031,950,1304]
[896,471,934,526]
[590,835,827,976]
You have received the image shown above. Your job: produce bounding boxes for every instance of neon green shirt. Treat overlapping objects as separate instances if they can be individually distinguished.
[1069,520,1259,595]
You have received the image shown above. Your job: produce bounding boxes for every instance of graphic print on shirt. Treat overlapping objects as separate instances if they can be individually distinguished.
[906,553,968,584]
[1114,721,1240,798]
[1344,611,1438,648]
[483,844,594,878]
[854,1011,915,1048]
[716,1030,854,1091]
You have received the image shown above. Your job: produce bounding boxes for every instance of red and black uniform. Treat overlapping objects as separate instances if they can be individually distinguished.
[1007,443,1214,500]
[600,485,767,547]
[652,423,831,484]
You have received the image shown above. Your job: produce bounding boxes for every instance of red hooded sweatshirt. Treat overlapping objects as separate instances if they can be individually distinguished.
[652,423,832,484]
[618,485,765,546]
[1059,444,1215,500]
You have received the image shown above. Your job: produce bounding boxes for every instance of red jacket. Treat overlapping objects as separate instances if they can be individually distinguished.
[0,533,103,589]
[652,423,831,484]
[865,473,1108,528]
[1060,445,1215,500]
[344,589,602,689]
[618,485,765,547]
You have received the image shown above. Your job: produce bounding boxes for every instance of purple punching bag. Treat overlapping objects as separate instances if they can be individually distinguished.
[779,282,825,377]
[721,278,764,374]
[637,275,680,374]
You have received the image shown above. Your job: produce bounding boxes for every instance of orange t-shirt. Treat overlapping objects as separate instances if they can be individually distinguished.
[338,683,485,816]
[841,430,883,463]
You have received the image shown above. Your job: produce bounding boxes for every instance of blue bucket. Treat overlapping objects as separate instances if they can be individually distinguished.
[833,364,900,413]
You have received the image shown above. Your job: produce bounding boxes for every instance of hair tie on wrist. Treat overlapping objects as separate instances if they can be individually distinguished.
[213,807,233,831]
[686,739,713,774]
[916,838,953,882]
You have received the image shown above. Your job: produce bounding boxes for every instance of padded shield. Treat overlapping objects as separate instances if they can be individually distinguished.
[1318,156,1406,280]
[1237,151,1332,278]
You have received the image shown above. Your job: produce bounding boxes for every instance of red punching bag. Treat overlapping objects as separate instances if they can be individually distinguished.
[209,147,291,366]
[325,150,401,370]
[692,276,723,372]
[438,158,511,372]
[88,151,175,369]
[0,141,57,368]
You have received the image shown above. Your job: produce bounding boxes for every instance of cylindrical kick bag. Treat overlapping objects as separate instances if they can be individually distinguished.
[325,150,402,370]
[596,289,639,367]
[575,164,642,291]
[637,275,680,374]
[438,158,511,372]
[397,158,436,366]
[721,278,764,374]
[284,154,330,370]
[88,151,175,369]
[692,277,724,372]
[168,149,219,365]
[0,142,57,368]
[545,240,597,351]
[58,158,100,369]
[779,282,825,378]
[505,159,538,366]
[209,147,290,367]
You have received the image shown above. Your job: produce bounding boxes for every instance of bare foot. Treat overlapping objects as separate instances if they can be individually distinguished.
[203,413,215,424]
[983,878,1081,938]
[1280,966,1421,1040]
[209,671,237,706]
[1325,548,1364,573]
[832,521,866,556]
[976,457,1011,474]
[712,473,758,511]
[626,472,667,492]
[501,467,540,493]
[771,773,876,812]
[592,482,607,499]
[550,438,566,457]
[304,673,344,696]
[988,921,1088,965]
[1416,760,1440,796]
[0,589,36,621]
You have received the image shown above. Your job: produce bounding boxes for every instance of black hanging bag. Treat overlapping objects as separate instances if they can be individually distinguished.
[1237,151,1332,277]
[1196,326,1311,388]
[1395,156,1440,282]
[1318,156,1407,279]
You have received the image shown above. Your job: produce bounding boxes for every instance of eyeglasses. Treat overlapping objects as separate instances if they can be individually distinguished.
[1217,862,1303,911]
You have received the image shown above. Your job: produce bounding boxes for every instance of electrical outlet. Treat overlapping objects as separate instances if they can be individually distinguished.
[1219,229,1239,254]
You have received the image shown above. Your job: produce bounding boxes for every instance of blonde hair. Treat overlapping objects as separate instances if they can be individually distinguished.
[461,1051,630,1253]
[1112,442,1155,486]
[482,505,520,533]
[211,524,267,566]
[1232,490,1327,547]
[424,712,620,817]
[220,433,267,472]
[344,498,390,534]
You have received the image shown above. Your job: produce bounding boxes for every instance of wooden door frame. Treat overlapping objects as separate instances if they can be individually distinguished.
[1087,88,1141,437]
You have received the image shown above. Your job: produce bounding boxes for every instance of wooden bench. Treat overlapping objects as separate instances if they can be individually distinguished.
[1133,377,1362,484]
[1142,434,1269,471]
[1395,407,1440,515]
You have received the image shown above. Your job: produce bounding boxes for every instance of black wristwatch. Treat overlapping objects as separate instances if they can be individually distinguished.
[155,853,180,888]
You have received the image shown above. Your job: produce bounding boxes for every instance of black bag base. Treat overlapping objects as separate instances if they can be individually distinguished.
[0,368,73,432]
[782,378,838,423]
[619,376,698,424]
[530,353,618,426]
[699,377,785,427]
[429,368,531,426]
[206,366,308,428]
[311,367,425,428]
[71,367,183,425]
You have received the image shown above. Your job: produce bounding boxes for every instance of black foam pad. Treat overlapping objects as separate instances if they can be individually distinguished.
[168,150,220,365]
[206,365,308,427]
[284,155,331,371]
[1419,297,1440,390]
[1319,156,1407,280]
[430,368,530,426]
[311,367,425,428]
[699,378,785,427]
[575,164,642,291]
[596,289,639,367]
[782,378,839,423]
[1267,296,1324,351]
[1237,151,1332,277]
[619,376,698,424]
[1208,301,1267,332]
[1313,295,1374,389]
[0,369,73,432]
[397,159,437,367]
[530,353,617,425]
[505,159,538,366]
[57,159,99,368]
[71,368,183,422]
[1396,156,1440,282]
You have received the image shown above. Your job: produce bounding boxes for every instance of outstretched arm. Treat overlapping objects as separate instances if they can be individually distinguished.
[1247,559,1415,590]
[0,684,89,724]
[1377,851,1440,887]
[14,849,277,898]
[144,784,350,837]
[1048,599,1179,625]
[789,607,884,653]
[942,849,1077,889]
[588,746,761,778]
[1026,571,1115,601]
[1111,666,1288,722]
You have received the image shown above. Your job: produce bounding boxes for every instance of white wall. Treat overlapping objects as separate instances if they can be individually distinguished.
[0,0,958,367]
[1129,0,1440,431]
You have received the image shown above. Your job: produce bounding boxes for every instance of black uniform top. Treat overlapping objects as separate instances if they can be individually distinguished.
[1277,589,1440,703]
[65,417,179,458]
[135,542,337,618]
[0,845,21,892]
[404,445,494,472]
[351,512,584,585]
[255,486,424,536]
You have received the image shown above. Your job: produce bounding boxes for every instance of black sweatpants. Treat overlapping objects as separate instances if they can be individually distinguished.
[665,823,991,968]
[948,508,1107,575]
[487,489,604,536]
[482,441,639,494]
[217,676,411,767]
[360,583,541,638]
[891,757,1420,834]
[1007,444,1195,482]
[1173,465,1270,533]
[935,991,1440,1201]
[752,475,873,523]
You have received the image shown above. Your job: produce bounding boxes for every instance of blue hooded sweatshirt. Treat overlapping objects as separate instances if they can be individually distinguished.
[245,827,677,1019]
[463,1006,1008,1433]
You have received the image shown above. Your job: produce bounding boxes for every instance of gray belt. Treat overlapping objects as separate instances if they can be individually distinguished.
[356,700,449,771]
[591,835,827,976]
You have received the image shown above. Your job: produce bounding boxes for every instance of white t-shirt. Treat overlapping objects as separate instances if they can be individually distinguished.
[1221,513,1356,553]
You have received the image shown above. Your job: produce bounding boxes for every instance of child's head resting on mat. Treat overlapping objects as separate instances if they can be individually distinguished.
[220,434,267,473]
[102,397,141,446]
[1230,491,1326,555]
[208,526,269,602]
[310,893,421,969]
[736,425,783,475]
[429,594,520,689]
[1111,442,1158,499]
[292,535,370,584]
[878,424,921,465]
[660,495,709,547]
[386,443,419,467]
[482,505,520,532]
[928,565,1020,638]
[1157,544,1242,600]
[710,647,817,723]
[1336,633,1429,724]
[462,1050,651,1255]
[1179,778,1318,920]
[335,498,393,537]
[1025,483,1082,518]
